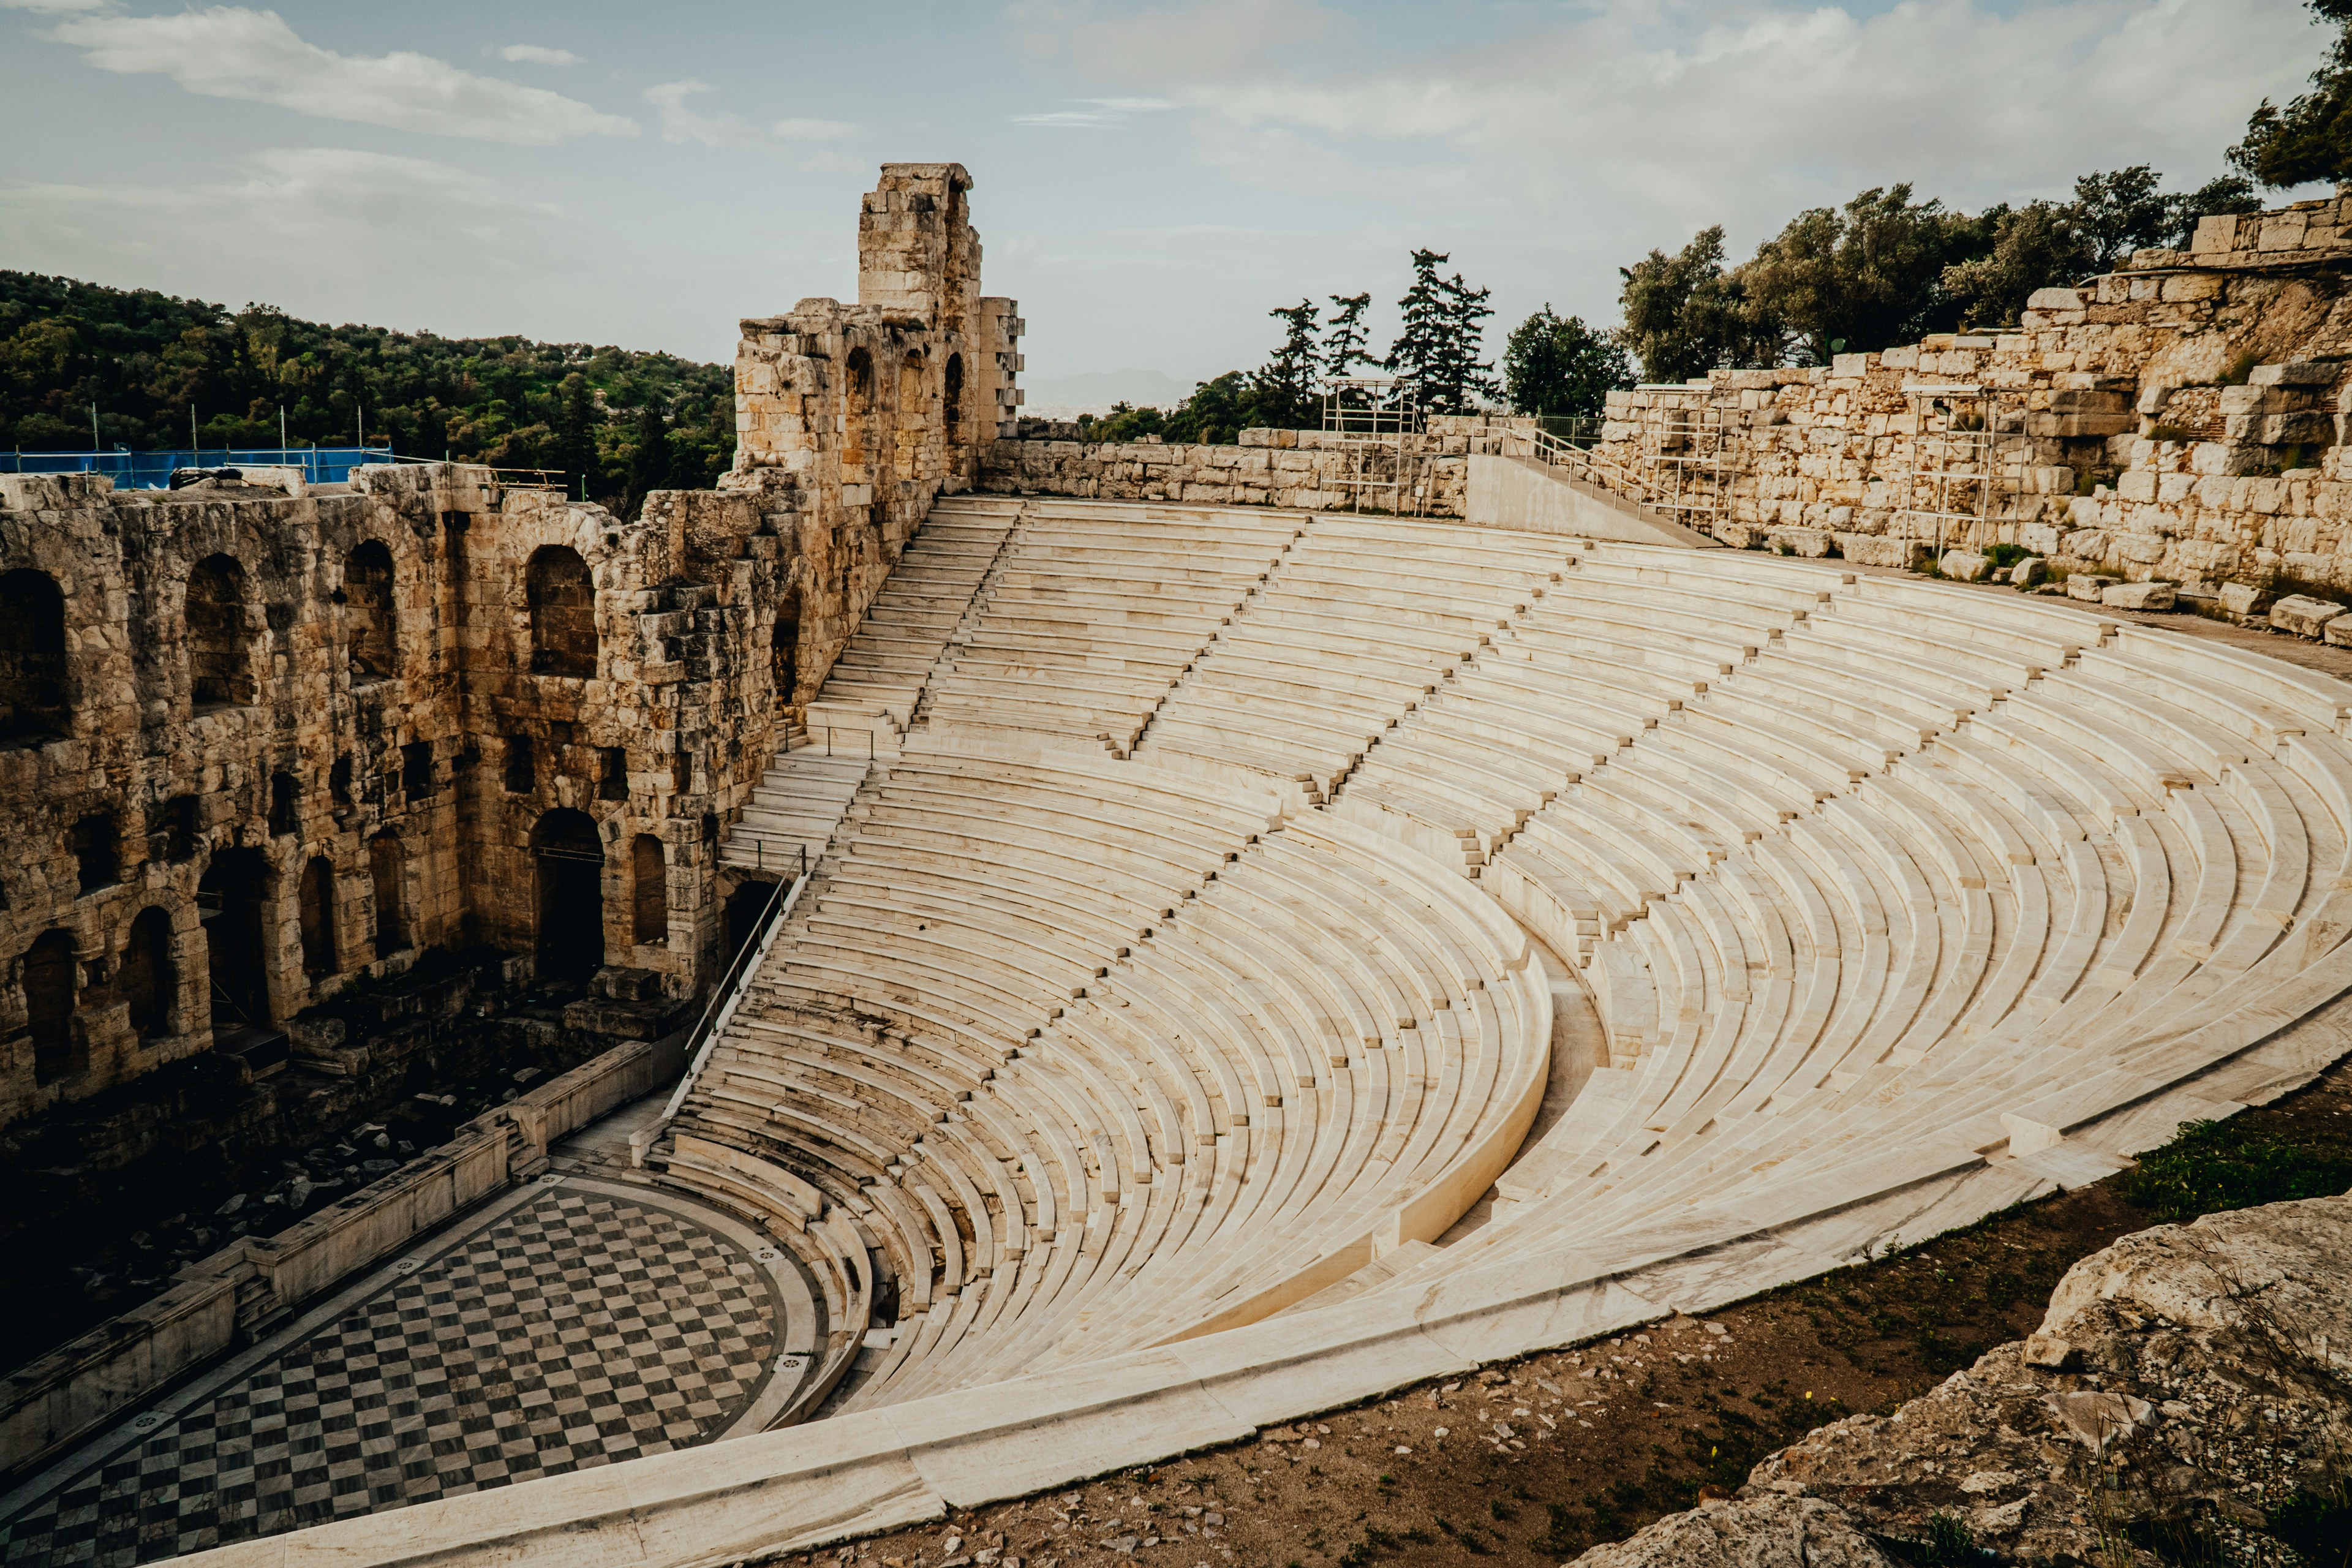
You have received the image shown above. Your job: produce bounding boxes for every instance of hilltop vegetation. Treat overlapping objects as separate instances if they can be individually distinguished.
[0,271,735,513]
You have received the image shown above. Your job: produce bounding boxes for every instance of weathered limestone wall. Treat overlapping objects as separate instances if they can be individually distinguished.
[0,161,1018,1130]
[1589,191,2352,590]
[977,414,1523,514]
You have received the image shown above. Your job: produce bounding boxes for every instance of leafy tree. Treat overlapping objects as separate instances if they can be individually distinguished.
[1502,306,1632,418]
[1248,299,1322,431]
[1733,184,1983,364]
[2231,0,2352,187]
[620,402,673,520]
[1384,249,1498,415]
[1939,202,2100,330]
[1161,371,1253,445]
[1616,227,1763,382]
[2070,165,2184,268]
[2169,174,2263,245]
[1321,292,1375,382]
[1083,401,1166,443]
[0,270,735,512]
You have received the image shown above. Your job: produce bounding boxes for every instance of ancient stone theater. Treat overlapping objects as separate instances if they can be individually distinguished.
[7,164,2352,1566]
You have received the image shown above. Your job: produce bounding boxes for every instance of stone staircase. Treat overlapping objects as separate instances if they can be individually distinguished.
[718,744,870,876]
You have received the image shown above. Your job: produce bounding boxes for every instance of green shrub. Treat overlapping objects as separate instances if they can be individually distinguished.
[2120,1118,2352,1223]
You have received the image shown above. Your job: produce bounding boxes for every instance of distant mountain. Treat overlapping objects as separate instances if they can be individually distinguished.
[1019,368,1189,416]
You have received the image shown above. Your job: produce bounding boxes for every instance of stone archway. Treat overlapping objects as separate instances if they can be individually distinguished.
[532,809,605,981]
[198,848,273,1029]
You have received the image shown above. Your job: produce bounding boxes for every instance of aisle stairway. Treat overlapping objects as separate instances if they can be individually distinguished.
[678,491,2352,1430]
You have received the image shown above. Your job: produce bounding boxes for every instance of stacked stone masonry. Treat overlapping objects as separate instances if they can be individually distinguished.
[0,164,1020,1129]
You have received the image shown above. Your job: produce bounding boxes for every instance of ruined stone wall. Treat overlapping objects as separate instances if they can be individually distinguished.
[0,161,1016,1129]
[1589,191,2352,589]
[976,414,1528,514]
[723,162,1006,704]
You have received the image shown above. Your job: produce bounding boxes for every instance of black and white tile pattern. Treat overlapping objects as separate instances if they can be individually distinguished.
[1,1189,780,1566]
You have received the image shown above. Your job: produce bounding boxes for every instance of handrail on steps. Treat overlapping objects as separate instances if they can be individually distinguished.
[1504,424,1675,511]
[631,845,810,1166]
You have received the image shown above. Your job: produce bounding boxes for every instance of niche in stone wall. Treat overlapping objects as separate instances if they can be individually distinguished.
[23,928,80,1085]
[70,812,118,895]
[772,591,801,707]
[159,795,200,862]
[269,771,299,837]
[198,848,272,1030]
[402,741,434,801]
[186,554,256,711]
[369,831,407,956]
[944,353,965,445]
[0,568,69,744]
[844,347,875,469]
[330,756,353,809]
[298,854,337,976]
[504,736,536,794]
[599,747,628,802]
[532,808,605,981]
[122,905,175,1039]
[527,546,598,678]
[345,540,396,682]
[631,834,666,946]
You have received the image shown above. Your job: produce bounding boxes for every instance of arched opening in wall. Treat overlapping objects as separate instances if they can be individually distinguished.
[772,592,801,708]
[631,834,667,946]
[24,929,80,1085]
[532,808,605,981]
[345,540,396,682]
[369,832,407,956]
[944,353,965,446]
[123,905,175,1039]
[0,568,69,745]
[298,854,337,976]
[186,554,255,711]
[70,812,118,895]
[844,347,875,467]
[269,771,298,837]
[526,546,598,678]
[197,848,272,1029]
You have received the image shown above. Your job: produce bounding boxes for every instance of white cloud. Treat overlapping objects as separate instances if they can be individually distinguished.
[40,7,636,145]
[493,43,580,67]
[0,0,115,15]
[1013,96,1177,129]
[644,78,760,146]
[773,116,855,141]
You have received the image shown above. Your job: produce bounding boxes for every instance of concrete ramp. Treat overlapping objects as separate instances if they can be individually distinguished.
[1466,451,1719,547]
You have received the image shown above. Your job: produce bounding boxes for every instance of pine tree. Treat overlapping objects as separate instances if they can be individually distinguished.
[1321,292,1374,382]
[1385,250,1498,415]
[1248,299,1321,431]
[1436,268,1499,412]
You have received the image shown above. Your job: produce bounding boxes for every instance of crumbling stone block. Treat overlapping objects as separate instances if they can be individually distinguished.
[2101,579,2174,610]
[1938,549,1992,582]
[2272,593,2348,636]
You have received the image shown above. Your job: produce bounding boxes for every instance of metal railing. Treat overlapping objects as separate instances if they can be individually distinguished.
[1503,424,1679,511]
[6,447,571,491]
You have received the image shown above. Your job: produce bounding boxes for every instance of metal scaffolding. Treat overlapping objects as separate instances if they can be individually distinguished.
[1624,385,1739,532]
[1888,383,2033,554]
[1322,376,1422,515]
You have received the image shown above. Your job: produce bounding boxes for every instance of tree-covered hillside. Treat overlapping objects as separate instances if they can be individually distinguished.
[0,273,736,512]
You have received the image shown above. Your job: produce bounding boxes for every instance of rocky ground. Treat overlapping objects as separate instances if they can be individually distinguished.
[784,1054,2352,1568]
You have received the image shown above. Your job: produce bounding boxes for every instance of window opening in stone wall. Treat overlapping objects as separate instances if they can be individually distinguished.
[298,854,337,976]
[672,750,692,794]
[198,848,271,1029]
[330,756,353,809]
[344,540,396,682]
[123,905,175,1039]
[526,546,598,677]
[532,808,605,981]
[0,568,69,745]
[369,831,407,956]
[70,812,118,894]
[186,554,255,710]
[504,736,536,794]
[269,771,299,837]
[402,741,434,800]
[599,747,628,802]
[631,834,667,946]
[944,353,965,445]
[24,928,80,1085]
[772,591,801,709]
[159,795,201,863]
[844,347,875,467]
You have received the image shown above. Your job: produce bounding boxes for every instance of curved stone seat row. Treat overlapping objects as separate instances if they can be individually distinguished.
[691,496,2352,1447]
[661,734,1549,1412]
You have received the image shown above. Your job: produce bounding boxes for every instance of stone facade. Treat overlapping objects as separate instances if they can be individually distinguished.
[978,414,1524,516]
[0,164,1021,1129]
[1585,191,2352,592]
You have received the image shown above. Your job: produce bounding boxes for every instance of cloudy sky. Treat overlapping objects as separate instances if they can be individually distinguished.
[0,0,2326,396]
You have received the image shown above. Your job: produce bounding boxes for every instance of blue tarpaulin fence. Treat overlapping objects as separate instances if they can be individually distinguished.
[7,447,401,489]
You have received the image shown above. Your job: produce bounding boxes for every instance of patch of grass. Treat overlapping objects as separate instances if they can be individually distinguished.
[1981,543,2031,570]
[2269,1474,2352,1568]
[2119,1118,2352,1223]
[1879,1510,1999,1567]
[2221,349,2260,386]
[2124,1511,2233,1568]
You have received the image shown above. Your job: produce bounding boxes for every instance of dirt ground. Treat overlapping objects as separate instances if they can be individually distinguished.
[791,1054,2352,1568]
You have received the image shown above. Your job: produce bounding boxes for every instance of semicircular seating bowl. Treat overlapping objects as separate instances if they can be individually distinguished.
[664,494,2352,1428]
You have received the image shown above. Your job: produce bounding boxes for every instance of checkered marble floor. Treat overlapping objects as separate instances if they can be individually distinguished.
[1,1189,781,1566]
